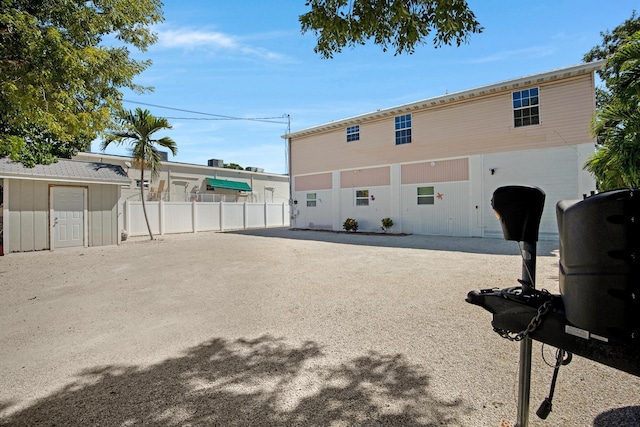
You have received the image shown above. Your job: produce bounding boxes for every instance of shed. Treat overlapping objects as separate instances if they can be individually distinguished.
[0,157,130,254]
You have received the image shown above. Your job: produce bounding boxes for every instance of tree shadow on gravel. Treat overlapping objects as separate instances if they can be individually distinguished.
[0,336,465,426]
[593,406,640,426]
[227,228,559,257]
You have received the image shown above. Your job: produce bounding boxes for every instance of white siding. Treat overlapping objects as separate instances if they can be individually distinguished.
[339,186,391,232]
[401,181,470,236]
[293,189,333,229]
[8,180,49,252]
[482,143,594,239]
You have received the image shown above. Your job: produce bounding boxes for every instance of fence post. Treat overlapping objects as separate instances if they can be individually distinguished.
[192,200,197,233]
[159,200,164,235]
[244,202,248,229]
[282,202,286,226]
[220,199,224,231]
[124,200,129,237]
[264,202,268,228]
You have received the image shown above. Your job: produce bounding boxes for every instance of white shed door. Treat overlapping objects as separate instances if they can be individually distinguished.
[53,187,85,248]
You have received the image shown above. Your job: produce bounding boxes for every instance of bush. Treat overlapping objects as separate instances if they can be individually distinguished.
[343,217,359,232]
[381,217,393,231]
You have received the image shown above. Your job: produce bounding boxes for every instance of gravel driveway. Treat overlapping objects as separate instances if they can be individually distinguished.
[0,228,638,426]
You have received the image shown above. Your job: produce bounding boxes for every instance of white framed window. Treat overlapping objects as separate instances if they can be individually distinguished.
[395,114,412,145]
[417,186,434,205]
[306,193,317,207]
[356,189,369,206]
[135,179,150,188]
[346,125,360,142]
[513,87,540,127]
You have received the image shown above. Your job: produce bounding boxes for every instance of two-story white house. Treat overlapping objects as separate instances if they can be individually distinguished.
[284,62,603,240]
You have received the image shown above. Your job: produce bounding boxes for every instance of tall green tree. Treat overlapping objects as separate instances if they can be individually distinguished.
[300,0,482,59]
[0,0,164,167]
[584,10,640,110]
[584,20,640,190]
[102,108,177,240]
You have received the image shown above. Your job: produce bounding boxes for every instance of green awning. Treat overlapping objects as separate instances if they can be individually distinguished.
[206,177,252,192]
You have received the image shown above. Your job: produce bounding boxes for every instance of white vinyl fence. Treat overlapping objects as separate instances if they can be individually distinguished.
[124,200,290,237]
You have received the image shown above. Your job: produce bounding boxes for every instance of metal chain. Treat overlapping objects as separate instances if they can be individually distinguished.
[494,300,553,342]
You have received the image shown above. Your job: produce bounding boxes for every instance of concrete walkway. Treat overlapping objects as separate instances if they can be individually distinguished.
[0,229,638,426]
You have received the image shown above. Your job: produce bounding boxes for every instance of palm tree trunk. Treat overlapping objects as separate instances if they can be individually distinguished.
[140,167,154,240]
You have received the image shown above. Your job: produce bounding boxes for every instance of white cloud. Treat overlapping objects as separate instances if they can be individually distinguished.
[155,26,288,61]
[158,28,238,50]
[469,46,556,64]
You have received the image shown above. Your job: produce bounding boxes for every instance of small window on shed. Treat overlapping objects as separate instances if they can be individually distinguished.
[417,186,435,205]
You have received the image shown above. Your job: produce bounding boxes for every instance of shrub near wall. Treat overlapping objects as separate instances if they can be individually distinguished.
[343,218,359,232]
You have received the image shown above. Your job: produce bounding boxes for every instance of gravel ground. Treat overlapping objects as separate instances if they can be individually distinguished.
[0,228,638,426]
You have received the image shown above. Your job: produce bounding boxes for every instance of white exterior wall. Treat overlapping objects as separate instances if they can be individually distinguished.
[293,188,333,230]
[481,143,596,239]
[339,186,391,232]
[401,181,470,236]
[291,143,595,239]
[75,152,290,204]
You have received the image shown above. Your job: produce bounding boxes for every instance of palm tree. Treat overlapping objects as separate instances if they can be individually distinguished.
[102,108,177,240]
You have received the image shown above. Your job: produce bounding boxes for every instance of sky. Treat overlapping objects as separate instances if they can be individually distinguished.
[94,1,637,175]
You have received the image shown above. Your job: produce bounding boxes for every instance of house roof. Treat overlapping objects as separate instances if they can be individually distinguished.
[0,157,130,185]
[283,61,605,139]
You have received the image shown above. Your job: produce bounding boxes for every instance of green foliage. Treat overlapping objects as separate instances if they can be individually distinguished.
[300,0,483,59]
[342,217,359,232]
[381,217,393,231]
[0,0,164,166]
[584,10,640,82]
[103,108,177,180]
[224,163,244,170]
[584,25,640,191]
[103,108,177,240]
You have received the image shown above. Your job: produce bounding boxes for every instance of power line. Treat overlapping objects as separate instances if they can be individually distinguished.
[123,99,288,124]
[163,117,287,124]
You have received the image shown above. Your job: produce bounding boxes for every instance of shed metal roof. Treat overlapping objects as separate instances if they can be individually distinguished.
[283,61,605,139]
[0,157,130,185]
